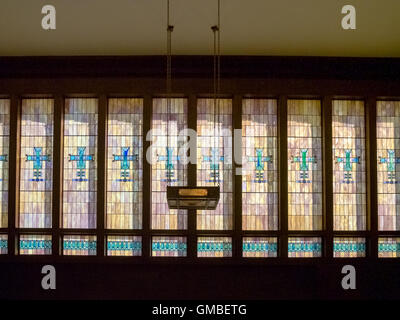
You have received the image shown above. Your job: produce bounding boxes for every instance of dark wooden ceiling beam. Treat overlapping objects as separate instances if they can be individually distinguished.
[1,56,400,80]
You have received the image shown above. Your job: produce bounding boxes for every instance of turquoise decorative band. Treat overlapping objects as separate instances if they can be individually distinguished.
[333,242,365,252]
[378,243,400,252]
[63,240,97,250]
[108,240,141,251]
[243,242,278,252]
[0,239,7,249]
[378,238,400,257]
[197,241,232,252]
[20,239,52,250]
[288,242,321,252]
[152,241,186,252]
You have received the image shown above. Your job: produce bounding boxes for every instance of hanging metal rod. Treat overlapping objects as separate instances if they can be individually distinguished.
[211,0,221,186]
[166,0,174,184]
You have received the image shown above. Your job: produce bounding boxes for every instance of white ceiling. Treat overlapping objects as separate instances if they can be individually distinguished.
[1,0,399,57]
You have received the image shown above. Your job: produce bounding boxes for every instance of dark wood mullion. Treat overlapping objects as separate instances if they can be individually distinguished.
[187,94,197,258]
[142,95,152,258]
[233,94,242,258]
[278,96,288,258]
[96,95,107,257]
[366,96,378,258]
[374,230,400,236]
[8,95,20,256]
[322,96,333,258]
[52,95,63,256]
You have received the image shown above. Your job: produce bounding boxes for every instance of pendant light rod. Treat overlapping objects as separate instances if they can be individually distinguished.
[166,0,221,211]
[211,0,221,186]
[166,0,173,96]
[166,0,174,183]
[217,0,221,95]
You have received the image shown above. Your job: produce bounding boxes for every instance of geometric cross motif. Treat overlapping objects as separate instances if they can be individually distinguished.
[25,147,50,182]
[68,147,94,182]
[113,147,138,182]
[248,148,272,183]
[157,147,180,182]
[0,153,7,181]
[379,149,400,184]
[335,149,360,184]
[291,149,316,183]
[203,148,225,183]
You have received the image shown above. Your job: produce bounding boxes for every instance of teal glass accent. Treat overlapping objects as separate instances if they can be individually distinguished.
[107,240,142,251]
[20,239,52,250]
[379,149,400,184]
[152,241,187,252]
[25,147,51,182]
[0,239,7,249]
[157,147,180,182]
[197,241,232,252]
[242,242,278,253]
[68,147,94,181]
[63,240,97,251]
[112,147,138,182]
[203,148,225,183]
[291,148,317,183]
[288,242,321,253]
[247,149,272,183]
[335,149,360,184]
[379,243,400,253]
[333,242,365,253]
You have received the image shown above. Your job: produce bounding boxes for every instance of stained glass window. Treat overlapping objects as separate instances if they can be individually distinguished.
[333,237,366,258]
[107,98,142,229]
[19,99,53,228]
[378,237,400,258]
[19,235,52,255]
[197,99,232,230]
[63,235,96,256]
[107,236,141,256]
[152,236,187,257]
[332,100,366,231]
[0,234,7,254]
[0,99,9,228]
[63,98,98,229]
[242,99,278,230]
[288,237,322,258]
[197,237,232,257]
[377,101,400,230]
[151,98,188,230]
[242,237,277,258]
[288,100,322,230]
